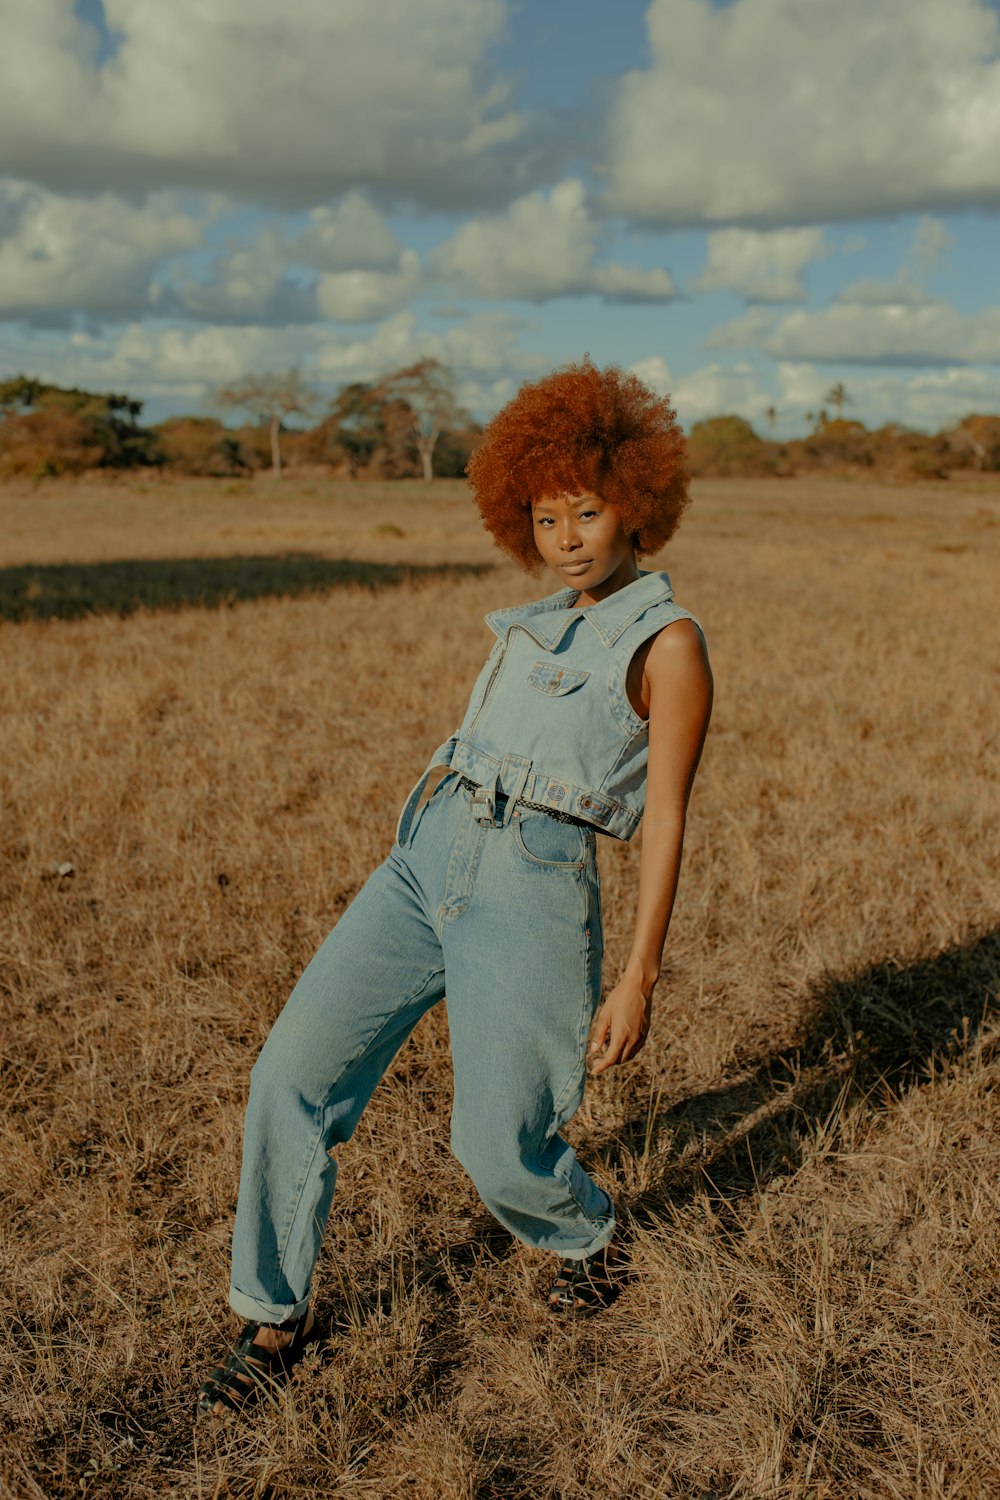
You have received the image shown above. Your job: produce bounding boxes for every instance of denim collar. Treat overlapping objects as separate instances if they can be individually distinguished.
[484,569,674,650]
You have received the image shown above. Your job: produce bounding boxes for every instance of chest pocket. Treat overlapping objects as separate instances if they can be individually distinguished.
[526,661,590,696]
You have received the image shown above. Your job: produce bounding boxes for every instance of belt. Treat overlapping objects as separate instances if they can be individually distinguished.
[454,774,589,828]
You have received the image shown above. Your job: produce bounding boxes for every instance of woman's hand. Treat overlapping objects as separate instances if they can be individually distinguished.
[587,973,654,1075]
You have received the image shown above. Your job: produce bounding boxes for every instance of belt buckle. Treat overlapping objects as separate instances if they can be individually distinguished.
[470,785,496,827]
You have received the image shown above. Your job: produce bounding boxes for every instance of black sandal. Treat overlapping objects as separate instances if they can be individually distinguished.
[196,1312,323,1417]
[546,1242,625,1318]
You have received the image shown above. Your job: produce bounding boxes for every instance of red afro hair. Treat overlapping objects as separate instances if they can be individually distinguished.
[466,357,690,574]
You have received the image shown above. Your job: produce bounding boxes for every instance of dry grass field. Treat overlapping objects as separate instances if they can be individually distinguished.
[2,469,999,1499]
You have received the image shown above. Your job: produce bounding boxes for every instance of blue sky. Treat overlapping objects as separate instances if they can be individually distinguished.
[2,0,999,434]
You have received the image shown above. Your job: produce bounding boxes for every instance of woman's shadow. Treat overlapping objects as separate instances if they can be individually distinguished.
[409,928,1000,1303]
[605,925,1000,1223]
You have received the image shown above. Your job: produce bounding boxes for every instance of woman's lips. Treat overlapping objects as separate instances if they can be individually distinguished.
[561,560,592,574]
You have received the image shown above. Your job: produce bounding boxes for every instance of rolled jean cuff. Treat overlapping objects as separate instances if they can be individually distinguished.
[557,1207,616,1261]
[228,1284,311,1324]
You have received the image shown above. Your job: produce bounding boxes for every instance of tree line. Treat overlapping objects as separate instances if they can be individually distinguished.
[2,366,999,482]
[0,359,481,482]
[688,406,1000,481]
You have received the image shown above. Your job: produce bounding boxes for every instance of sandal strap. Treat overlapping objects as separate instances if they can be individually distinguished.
[197,1348,285,1412]
[258,1312,308,1333]
[197,1314,322,1415]
[200,1382,246,1414]
[547,1246,625,1316]
[199,1361,268,1414]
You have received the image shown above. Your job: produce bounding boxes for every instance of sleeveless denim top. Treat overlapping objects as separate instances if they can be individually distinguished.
[423,569,702,843]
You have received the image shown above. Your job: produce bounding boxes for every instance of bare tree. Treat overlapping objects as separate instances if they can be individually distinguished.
[309,382,417,478]
[213,369,315,477]
[375,358,463,482]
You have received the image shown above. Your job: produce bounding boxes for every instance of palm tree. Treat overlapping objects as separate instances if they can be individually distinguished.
[825,382,850,418]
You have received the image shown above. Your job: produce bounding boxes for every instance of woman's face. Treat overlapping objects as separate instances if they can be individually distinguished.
[530,491,640,602]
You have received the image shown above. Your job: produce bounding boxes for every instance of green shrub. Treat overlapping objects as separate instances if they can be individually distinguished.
[687,416,782,478]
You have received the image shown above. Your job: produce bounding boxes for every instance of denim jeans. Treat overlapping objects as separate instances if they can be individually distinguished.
[229,764,614,1323]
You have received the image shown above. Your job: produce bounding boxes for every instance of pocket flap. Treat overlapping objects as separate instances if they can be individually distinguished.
[526,661,590,696]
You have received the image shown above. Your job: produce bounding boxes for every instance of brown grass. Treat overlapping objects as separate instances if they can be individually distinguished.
[2,471,999,1498]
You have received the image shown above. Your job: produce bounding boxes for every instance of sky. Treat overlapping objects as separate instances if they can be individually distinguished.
[1,0,1000,435]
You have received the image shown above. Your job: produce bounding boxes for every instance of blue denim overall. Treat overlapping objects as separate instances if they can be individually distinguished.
[229,570,700,1323]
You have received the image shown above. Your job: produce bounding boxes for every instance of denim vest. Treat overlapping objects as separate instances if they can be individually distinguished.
[423,570,702,842]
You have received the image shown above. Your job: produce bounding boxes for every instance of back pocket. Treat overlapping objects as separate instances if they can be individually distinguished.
[526,661,589,696]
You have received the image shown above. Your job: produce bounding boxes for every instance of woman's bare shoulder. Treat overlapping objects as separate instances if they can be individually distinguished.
[627,617,710,721]
[644,617,713,711]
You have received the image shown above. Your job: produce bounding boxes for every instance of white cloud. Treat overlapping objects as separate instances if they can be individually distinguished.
[834,216,955,307]
[776,362,1000,429]
[775,361,838,413]
[0,0,530,209]
[671,362,773,426]
[176,227,316,325]
[629,356,674,394]
[315,250,422,322]
[835,274,929,307]
[173,196,412,325]
[604,0,1000,224]
[62,322,319,397]
[311,310,548,413]
[904,366,1000,424]
[0,180,202,322]
[634,351,773,424]
[309,315,414,383]
[711,299,1000,365]
[912,215,955,274]
[705,306,779,349]
[311,310,545,385]
[430,179,676,303]
[438,312,547,378]
[308,307,551,420]
[21,308,546,419]
[693,227,828,302]
[630,355,1000,434]
[293,194,402,273]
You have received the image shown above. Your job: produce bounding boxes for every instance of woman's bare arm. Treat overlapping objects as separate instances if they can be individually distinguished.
[588,618,713,1075]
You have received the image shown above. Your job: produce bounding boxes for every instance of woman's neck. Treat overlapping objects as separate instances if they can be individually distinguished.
[567,554,642,608]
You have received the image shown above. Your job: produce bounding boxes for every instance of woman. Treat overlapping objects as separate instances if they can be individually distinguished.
[197,358,713,1416]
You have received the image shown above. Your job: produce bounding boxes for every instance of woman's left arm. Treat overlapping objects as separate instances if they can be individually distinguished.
[588,619,714,1075]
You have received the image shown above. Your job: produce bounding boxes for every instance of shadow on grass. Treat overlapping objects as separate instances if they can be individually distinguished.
[355,932,1000,1307]
[0,554,494,622]
[50,934,1000,1489]
[609,926,1000,1224]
